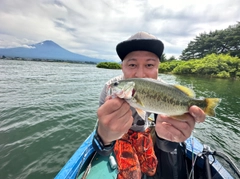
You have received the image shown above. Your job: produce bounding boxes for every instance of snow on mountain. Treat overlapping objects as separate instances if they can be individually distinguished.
[0,40,106,63]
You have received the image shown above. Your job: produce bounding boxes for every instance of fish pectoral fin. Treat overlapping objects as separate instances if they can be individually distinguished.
[174,85,195,98]
[134,94,145,107]
[135,108,146,120]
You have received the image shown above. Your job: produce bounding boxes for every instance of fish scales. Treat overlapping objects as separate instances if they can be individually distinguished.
[110,78,221,118]
[132,79,192,115]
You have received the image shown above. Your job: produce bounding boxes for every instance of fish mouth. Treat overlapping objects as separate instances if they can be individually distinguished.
[132,89,136,96]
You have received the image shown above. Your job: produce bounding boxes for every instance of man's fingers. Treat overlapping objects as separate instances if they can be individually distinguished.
[156,114,195,142]
[98,97,125,116]
[189,105,206,123]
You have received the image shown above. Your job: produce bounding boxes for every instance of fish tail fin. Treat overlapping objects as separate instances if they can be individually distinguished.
[204,98,221,116]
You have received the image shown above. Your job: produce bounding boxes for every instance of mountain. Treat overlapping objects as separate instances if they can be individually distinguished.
[0,40,106,63]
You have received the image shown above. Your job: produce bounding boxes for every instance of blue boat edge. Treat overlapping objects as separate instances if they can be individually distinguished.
[55,131,234,179]
[185,137,234,178]
[55,132,95,179]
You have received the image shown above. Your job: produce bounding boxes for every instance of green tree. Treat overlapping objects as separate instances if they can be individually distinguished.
[180,22,240,60]
[168,55,177,61]
[159,60,181,73]
[160,53,167,62]
[159,54,240,79]
[96,62,121,69]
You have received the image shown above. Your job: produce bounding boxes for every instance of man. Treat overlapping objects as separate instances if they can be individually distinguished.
[92,32,205,179]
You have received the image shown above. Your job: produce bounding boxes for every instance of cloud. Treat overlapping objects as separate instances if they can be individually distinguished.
[0,0,240,61]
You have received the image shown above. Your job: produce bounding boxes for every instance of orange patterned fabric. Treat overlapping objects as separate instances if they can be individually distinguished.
[114,128,157,179]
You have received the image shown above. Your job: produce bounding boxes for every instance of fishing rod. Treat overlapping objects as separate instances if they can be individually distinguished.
[80,151,97,179]
[202,145,212,179]
[189,144,240,179]
[202,144,240,178]
[149,116,240,178]
[213,151,240,178]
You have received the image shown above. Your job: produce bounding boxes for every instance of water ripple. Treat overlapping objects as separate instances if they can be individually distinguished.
[0,60,239,178]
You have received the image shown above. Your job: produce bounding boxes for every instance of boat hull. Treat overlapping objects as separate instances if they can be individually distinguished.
[55,131,234,179]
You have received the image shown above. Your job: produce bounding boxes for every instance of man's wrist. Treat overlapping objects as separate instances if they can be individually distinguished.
[96,130,115,147]
[92,130,116,156]
[97,128,113,145]
[155,132,179,152]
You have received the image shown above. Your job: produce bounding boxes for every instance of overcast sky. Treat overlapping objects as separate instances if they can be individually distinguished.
[0,0,239,61]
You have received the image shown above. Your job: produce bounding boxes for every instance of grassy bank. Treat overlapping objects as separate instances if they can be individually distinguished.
[96,62,121,69]
[159,54,240,79]
[96,54,240,79]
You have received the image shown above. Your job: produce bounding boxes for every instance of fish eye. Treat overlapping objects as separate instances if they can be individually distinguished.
[113,82,118,86]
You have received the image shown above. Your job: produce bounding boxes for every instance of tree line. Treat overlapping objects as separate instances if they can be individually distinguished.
[96,22,240,79]
[159,54,240,79]
[179,22,240,60]
[96,62,121,69]
[97,54,240,79]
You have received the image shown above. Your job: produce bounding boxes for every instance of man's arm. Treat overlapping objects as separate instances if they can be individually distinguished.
[93,96,133,156]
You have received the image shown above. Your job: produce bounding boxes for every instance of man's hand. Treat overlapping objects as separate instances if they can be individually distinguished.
[97,97,133,145]
[155,106,206,142]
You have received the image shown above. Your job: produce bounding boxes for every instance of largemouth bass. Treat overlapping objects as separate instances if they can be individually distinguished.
[109,78,221,119]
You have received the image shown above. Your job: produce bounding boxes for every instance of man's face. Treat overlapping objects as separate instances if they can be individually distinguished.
[121,51,160,79]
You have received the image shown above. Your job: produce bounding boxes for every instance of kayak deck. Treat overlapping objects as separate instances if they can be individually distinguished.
[55,131,235,179]
[77,153,117,179]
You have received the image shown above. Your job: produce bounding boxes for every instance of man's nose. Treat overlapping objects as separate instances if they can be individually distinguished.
[134,68,146,78]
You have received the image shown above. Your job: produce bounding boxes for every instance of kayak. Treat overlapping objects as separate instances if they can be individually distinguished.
[55,131,239,179]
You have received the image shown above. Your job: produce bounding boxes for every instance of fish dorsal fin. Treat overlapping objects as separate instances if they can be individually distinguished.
[174,85,195,98]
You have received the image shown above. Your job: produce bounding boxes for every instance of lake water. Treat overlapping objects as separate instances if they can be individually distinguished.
[0,60,239,179]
